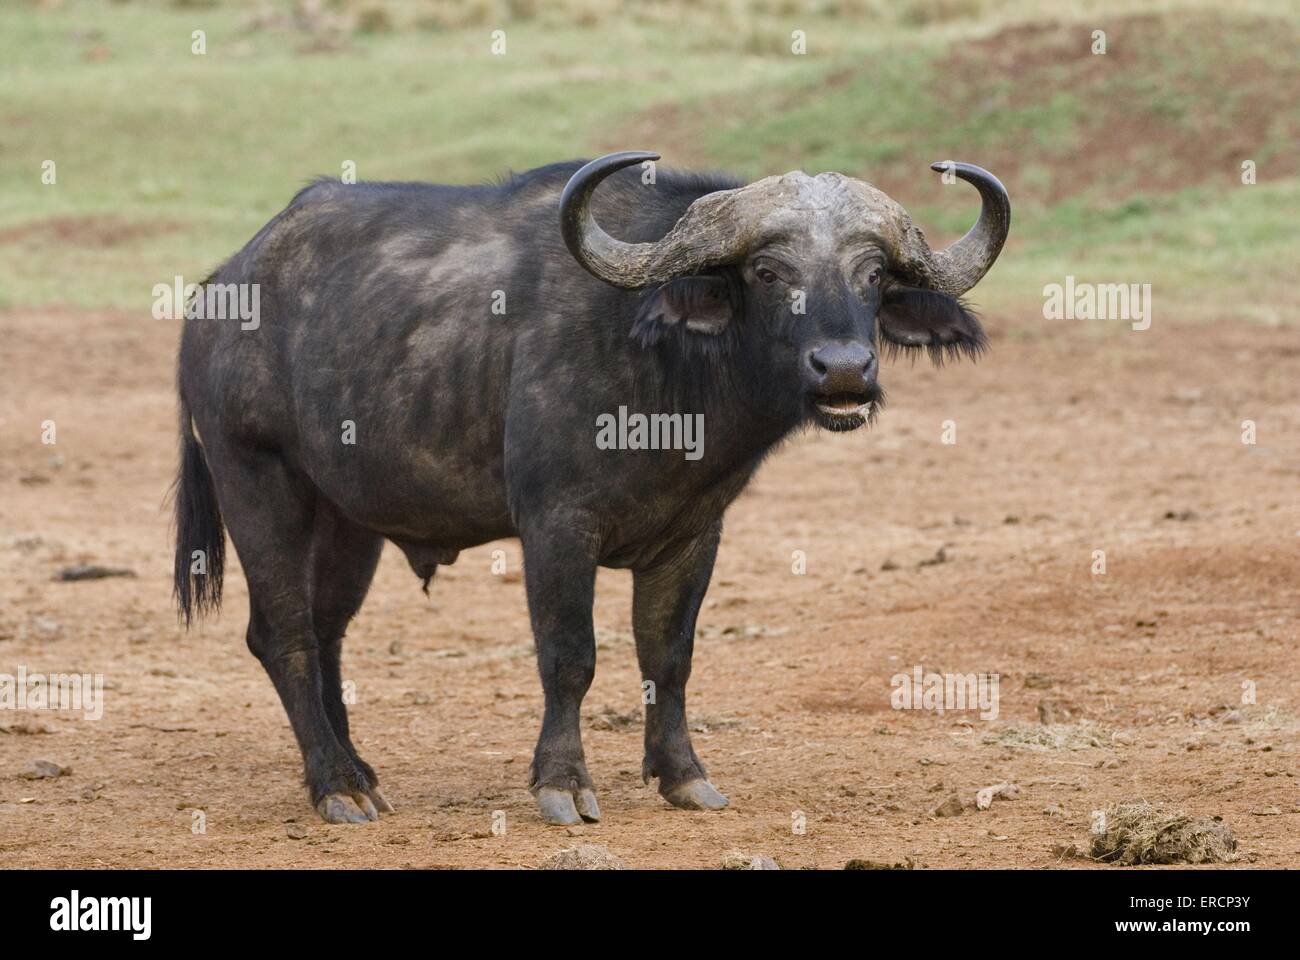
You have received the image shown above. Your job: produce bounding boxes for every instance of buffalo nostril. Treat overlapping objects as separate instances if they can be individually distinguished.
[807,342,876,393]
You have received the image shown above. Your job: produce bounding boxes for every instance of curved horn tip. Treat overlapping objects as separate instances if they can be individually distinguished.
[560,150,667,289]
[930,159,978,177]
[582,150,661,172]
[561,150,662,212]
[920,159,1011,295]
[930,160,1008,192]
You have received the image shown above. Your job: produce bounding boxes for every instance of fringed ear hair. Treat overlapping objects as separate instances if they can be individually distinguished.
[878,287,987,367]
[632,274,738,347]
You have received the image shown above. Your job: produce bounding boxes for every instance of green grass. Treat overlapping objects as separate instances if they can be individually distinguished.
[1,0,1297,321]
[977,180,1299,321]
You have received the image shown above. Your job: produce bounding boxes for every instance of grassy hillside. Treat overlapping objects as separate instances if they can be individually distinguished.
[1,0,1297,322]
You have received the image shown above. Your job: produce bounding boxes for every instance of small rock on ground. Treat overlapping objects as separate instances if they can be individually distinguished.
[55,564,136,582]
[975,782,1021,810]
[721,850,780,870]
[932,794,964,817]
[21,759,69,779]
[844,857,913,870]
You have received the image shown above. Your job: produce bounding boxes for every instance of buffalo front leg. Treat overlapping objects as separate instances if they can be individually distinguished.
[633,524,729,811]
[522,523,602,825]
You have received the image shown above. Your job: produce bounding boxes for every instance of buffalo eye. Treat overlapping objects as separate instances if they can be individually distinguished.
[865,266,882,286]
[756,267,780,285]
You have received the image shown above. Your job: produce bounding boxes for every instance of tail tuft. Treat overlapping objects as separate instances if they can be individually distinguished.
[172,402,225,626]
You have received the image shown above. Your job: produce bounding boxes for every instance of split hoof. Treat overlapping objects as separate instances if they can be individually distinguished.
[664,779,729,811]
[316,791,380,824]
[575,788,602,823]
[535,786,602,825]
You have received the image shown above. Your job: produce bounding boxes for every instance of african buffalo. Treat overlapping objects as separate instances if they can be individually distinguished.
[173,151,1009,825]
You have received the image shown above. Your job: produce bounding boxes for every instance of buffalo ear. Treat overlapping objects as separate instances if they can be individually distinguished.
[632,274,737,345]
[878,286,987,365]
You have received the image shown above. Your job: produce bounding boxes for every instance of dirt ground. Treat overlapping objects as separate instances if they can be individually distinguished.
[1,302,1297,869]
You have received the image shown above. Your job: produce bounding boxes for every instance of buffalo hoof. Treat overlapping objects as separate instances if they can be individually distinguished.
[664,779,729,811]
[369,787,395,814]
[316,791,383,824]
[535,786,602,825]
[576,788,602,822]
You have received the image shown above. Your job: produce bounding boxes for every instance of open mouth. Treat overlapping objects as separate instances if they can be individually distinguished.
[807,387,880,432]
[812,391,873,418]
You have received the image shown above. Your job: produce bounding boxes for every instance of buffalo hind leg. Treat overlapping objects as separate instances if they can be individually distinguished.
[310,504,392,816]
[210,446,379,824]
[522,521,602,825]
[633,525,729,811]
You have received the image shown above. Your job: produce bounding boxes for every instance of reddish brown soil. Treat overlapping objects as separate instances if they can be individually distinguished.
[1,301,1296,869]
[0,216,182,249]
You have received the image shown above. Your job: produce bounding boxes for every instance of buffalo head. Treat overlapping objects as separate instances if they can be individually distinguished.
[560,151,1010,431]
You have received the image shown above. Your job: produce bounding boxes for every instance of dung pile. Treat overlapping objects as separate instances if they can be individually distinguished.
[538,844,629,870]
[1090,800,1236,865]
